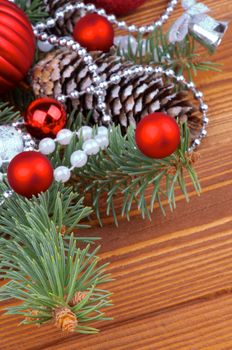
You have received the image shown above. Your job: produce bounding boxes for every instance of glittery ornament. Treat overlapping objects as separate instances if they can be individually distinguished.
[0,126,24,162]
[24,98,67,139]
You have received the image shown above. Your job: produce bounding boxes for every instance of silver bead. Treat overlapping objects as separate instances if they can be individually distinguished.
[203,116,209,124]
[97,9,106,16]
[58,38,67,46]
[77,48,87,57]
[38,33,48,42]
[200,103,209,112]
[128,25,137,32]
[107,15,116,22]
[195,91,203,99]
[83,55,93,64]
[86,4,95,11]
[57,95,66,103]
[156,20,162,27]
[110,75,121,84]
[55,10,64,19]
[194,139,201,146]
[86,86,95,94]
[66,39,75,48]
[118,21,127,29]
[70,91,79,99]
[48,35,58,45]
[139,26,146,34]
[3,190,13,199]
[89,64,98,72]
[161,14,169,22]
[144,66,153,73]
[176,75,185,82]
[72,43,80,51]
[98,102,106,109]
[187,81,195,89]
[102,114,112,124]
[65,4,74,11]
[165,69,175,77]
[35,22,46,31]
[155,66,164,73]
[200,129,207,137]
[46,18,56,28]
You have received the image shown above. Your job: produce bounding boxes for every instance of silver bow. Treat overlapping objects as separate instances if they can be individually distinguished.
[169,0,210,43]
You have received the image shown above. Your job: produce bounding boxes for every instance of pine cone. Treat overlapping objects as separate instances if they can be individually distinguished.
[31,49,202,140]
[54,307,78,332]
[69,291,87,307]
[44,0,82,35]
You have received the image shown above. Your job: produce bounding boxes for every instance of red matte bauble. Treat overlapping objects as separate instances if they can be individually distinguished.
[85,0,147,16]
[7,151,54,198]
[0,0,36,93]
[24,98,67,139]
[73,14,114,52]
[135,113,181,159]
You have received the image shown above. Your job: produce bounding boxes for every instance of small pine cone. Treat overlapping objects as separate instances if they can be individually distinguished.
[69,291,87,307]
[25,309,40,325]
[31,49,202,141]
[54,307,78,333]
[44,0,82,35]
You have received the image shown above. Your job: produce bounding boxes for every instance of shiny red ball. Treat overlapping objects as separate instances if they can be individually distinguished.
[85,0,147,16]
[7,151,54,198]
[73,14,114,52]
[0,0,36,93]
[24,98,67,139]
[135,113,181,159]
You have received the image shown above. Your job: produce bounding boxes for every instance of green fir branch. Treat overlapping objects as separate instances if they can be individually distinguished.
[15,0,48,23]
[0,101,21,125]
[50,123,201,226]
[118,30,221,81]
[0,185,112,333]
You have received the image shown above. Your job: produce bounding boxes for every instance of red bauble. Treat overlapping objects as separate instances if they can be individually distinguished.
[135,113,181,159]
[85,0,147,16]
[24,98,67,139]
[7,151,54,198]
[0,0,36,93]
[73,14,114,52]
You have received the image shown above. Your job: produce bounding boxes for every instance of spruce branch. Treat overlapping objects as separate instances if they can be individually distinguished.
[118,30,221,81]
[50,123,201,226]
[0,101,21,125]
[15,0,48,23]
[0,186,112,333]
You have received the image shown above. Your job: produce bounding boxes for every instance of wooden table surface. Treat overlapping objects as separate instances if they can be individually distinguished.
[1,0,232,349]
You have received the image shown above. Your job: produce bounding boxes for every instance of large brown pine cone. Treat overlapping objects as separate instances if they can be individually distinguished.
[31,49,201,140]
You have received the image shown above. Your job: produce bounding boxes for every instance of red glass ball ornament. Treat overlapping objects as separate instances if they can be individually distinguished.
[0,0,36,93]
[135,113,181,159]
[84,0,147,17]
[24,98,67,139]
[7,151,54,198]
[73,14,114,52]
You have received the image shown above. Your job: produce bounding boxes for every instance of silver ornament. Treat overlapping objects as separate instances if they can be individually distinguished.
[0,126,24,162]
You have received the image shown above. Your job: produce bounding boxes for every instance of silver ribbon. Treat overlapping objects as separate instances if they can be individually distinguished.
[169,0,210,43]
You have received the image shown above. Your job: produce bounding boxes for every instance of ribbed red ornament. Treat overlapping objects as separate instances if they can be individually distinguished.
[0,0,36,93]
[73,14,114,52]
[135,112,181,159]
[7,151,54,198]
[84,0,147,16]
[24,98,67,139]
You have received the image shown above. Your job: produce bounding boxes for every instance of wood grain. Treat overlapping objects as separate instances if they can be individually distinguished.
[1,1,232,349]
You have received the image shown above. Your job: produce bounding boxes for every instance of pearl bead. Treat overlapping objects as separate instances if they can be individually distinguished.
[54,166,71,183]
[82,139,100,155]
[56,129,73,145]
[77,126,93,141]
[39,138,56,155]
[70,150,88,168]
[97,126,108,137]
[95,135,109,150]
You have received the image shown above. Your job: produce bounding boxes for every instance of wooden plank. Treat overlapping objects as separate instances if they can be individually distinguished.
[1,0,232,349]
